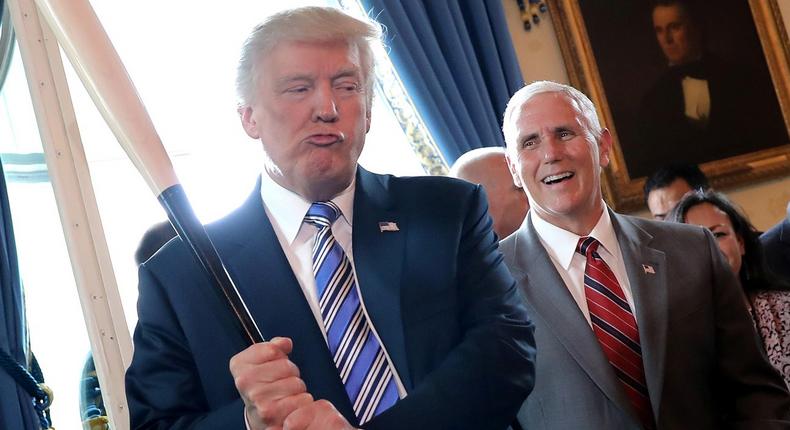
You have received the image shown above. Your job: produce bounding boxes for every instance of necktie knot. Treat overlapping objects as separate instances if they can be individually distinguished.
[576,236,601,258]
[305,201,341,228]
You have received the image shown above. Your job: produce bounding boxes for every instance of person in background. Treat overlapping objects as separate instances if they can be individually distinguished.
[500,80,790,429]
[124,6,535,430]
[643,163,709,220]
[133,220,177,265]
[761,202,790,284]
[450,147,529,239]
[669,190,790,388]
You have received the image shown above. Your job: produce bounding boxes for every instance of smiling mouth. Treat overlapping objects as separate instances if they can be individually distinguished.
[542,172,574,185]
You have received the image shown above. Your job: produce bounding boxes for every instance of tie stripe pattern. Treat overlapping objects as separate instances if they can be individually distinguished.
[577,236,654,429]
[304,202,398,424]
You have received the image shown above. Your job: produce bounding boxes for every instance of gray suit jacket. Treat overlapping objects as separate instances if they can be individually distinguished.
[500,211,790,429]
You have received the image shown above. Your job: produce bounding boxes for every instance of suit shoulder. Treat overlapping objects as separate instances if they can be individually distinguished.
[383,174,482,207]
[618,213,709,244]
[386,174,478,194]
[498,232,519,267]
[760,218,788,245]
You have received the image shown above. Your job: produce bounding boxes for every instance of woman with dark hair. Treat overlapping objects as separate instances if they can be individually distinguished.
[669,190,790,387]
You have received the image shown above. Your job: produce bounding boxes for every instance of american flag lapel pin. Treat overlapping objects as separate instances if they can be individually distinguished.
[378,221,399,232]
[642,264,655,275]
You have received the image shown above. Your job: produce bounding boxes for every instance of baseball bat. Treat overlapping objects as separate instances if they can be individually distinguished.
[32,0,264,344]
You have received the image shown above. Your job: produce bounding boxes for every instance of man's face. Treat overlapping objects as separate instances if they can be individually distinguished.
[647,178,692,220]
[652,4,700,65]
[240,40,370,201]
[506,92,611,234]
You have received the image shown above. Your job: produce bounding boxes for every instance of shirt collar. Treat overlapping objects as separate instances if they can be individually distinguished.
[259,171,355,245]
[530,205,617,270]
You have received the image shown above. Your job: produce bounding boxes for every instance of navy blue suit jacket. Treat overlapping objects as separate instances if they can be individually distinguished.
[760,212,790,283]
[125,168,536,429]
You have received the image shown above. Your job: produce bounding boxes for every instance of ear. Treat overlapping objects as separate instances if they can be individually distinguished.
[737,234,746,256]
[239,106,260,139]
[598,128,613,168]
[504,150,523,189]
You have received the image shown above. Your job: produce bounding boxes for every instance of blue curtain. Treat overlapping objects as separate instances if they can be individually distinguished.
[0,159,38,428]
[362,0,524,164]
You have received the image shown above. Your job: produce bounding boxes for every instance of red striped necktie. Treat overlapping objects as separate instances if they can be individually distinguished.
[577,236,654,429]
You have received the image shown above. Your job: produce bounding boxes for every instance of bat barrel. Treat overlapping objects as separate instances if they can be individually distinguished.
[32,0,263,346]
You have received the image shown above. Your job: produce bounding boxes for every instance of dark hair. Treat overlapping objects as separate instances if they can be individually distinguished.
[134,220,177,265]
[643,164,709,204]
[651,0,703,26]
[668,190,789,292]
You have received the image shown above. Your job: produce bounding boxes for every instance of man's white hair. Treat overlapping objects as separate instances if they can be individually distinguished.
[236,6,382,107]
[501,81,603,148]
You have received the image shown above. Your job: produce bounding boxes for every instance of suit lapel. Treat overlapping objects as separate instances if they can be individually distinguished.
[207,180,355,419]
[351,168,412,390]
[512,218,636,418]
[610,211,668,419]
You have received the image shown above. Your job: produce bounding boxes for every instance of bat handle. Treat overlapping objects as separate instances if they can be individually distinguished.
[158,185,264,345]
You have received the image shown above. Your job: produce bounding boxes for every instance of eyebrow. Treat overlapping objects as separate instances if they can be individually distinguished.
[518,125,576,141]
[554,125,575,133]
[275,74,314,87]
[331,67,361,82]
[519,132,539,142]
[275,67,360,87]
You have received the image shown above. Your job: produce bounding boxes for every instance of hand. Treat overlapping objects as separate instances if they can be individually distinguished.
[230,337,314,430]
[284,399,358,430]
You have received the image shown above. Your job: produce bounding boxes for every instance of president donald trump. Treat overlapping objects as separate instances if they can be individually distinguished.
[125,6,535,430]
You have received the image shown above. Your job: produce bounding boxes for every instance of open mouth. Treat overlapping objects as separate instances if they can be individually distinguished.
[542,172,574,185]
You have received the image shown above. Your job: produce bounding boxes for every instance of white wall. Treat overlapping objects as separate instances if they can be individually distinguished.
[502,0,790,230]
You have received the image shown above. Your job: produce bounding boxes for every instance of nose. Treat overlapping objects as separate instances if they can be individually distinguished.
[540,136,563,163]
[313,85,338,123]
[655,28,670,47]
[661,29,674,45]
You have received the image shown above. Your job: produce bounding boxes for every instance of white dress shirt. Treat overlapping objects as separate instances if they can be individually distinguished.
[530,207,637,326]
[258,171,406,397]
[681,76,711,123]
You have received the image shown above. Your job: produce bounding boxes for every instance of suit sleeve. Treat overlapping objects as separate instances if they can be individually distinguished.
[365,185,537,430]
[705,229,790,427]
[125,264,246,430]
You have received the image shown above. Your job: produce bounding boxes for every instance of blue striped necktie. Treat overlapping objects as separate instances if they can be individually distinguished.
[303,201,399,424]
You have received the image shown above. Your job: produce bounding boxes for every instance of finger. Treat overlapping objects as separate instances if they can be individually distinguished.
[284,400,352,430]
[244,375,307,402]
[233,359,303,403]
[230,339,291,372]
[249,392,314,429]
[270,336,294,355]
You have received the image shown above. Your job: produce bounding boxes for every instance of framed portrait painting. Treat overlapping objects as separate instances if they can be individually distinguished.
[548,0,790,211]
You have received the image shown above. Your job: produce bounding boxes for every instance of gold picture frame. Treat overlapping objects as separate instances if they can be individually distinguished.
[548,0,790,211]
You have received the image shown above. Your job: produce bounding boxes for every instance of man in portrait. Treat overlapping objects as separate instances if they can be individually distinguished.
[637,0,786,172]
